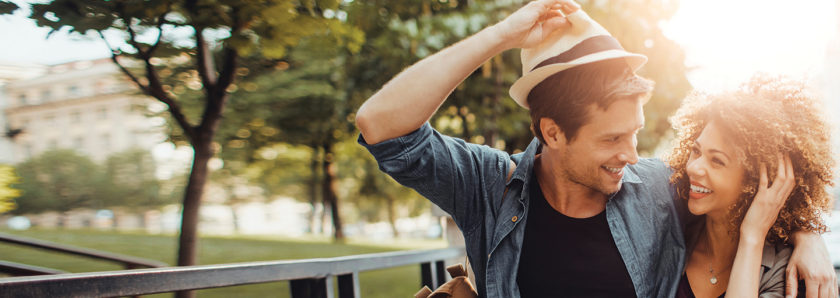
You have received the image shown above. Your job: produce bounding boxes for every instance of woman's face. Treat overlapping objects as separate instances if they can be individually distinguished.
[685,121,745,217]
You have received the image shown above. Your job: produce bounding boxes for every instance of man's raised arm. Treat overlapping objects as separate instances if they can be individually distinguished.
[355,0,575,144]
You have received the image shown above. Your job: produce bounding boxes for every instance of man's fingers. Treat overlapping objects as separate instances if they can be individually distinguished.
[560,0,581,11]
[818,282,830,298]
[805,277,818,298]
[786,267,799,298]
[534,0,561,10]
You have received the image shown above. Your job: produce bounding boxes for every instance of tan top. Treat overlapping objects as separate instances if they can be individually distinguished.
[685,220,791,297]
[757,243,792,298]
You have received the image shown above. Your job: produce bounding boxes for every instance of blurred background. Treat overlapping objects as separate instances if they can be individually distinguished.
[0,0,838,297]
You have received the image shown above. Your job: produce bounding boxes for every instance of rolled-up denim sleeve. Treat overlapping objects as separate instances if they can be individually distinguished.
[358,123,510,233]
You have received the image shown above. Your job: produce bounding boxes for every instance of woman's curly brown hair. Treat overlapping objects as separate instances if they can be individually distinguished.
[667,75,835,244]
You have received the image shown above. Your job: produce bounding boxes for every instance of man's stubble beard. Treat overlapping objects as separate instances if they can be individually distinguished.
[560,148,620,197]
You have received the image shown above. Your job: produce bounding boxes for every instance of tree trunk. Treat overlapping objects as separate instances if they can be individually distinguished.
[386,195,399,238]
[321,142,344,240]
[308,146,320,234]
[230,203,240,233]
[177,142,212,266]
[174,140,213,298]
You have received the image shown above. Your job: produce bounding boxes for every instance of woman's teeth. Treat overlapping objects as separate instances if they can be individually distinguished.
[690,185,712,193]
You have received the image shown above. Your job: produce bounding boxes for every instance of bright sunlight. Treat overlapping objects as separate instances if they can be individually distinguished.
[663,0,839,92]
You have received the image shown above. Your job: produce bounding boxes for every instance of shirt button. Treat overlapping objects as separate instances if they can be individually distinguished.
[511,216,518,222]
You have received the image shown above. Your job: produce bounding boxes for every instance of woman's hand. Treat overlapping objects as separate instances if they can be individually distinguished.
[740,154,796,240]
[492,0,578,50]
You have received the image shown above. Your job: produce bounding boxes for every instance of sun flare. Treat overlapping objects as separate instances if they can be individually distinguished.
[663,0,839,92]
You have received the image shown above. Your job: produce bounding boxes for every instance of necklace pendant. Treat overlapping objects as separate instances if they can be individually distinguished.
[710,276,718,285]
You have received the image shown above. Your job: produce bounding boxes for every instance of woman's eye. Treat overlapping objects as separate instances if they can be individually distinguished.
[712,158,725,166]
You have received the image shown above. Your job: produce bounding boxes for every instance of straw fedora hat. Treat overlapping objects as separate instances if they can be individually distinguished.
[509,9,647,109]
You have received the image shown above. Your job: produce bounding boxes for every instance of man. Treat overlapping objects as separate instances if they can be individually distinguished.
[355,0,836,297]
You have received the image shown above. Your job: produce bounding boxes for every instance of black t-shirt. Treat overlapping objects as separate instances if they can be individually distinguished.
[516,175,637,298]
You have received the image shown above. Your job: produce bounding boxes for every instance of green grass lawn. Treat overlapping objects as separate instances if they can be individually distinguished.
[0,228,447,297]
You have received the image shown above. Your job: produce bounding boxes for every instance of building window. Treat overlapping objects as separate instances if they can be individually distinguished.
[41,89,52,102]
[68,85,80,97]
[18,94,27,105]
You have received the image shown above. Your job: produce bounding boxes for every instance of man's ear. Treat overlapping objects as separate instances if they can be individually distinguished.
[539,117,566,149]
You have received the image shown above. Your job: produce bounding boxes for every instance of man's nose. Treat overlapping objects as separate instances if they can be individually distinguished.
[618,141,639,165]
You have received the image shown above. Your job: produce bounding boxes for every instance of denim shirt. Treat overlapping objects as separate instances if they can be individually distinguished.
[359,123,687,297]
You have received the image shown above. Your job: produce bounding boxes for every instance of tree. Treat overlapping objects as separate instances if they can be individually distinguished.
[12,150,104,216]
[214,34,354,240]
[0,165,21,213]
[102,148,171,209]
[2,0,363,278]
[352,150,428,238]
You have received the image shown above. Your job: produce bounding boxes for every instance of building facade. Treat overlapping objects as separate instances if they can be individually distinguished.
[1,59,164,163]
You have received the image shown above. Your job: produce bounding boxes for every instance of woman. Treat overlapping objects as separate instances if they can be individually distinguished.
[667,75,835,297]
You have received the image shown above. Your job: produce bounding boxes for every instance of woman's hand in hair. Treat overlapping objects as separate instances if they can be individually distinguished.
[740,154,796,240]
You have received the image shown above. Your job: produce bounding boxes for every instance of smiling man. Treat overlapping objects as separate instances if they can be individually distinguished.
[355,0,834,297]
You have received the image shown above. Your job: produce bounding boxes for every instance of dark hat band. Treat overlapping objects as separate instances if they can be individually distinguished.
[531,35,625,71]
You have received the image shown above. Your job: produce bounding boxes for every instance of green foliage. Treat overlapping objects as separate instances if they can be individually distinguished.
[102,149,172,209]
[12,0,363,60]
[0,165,21,213]
[13,150,104,214]
[12,149,169,214]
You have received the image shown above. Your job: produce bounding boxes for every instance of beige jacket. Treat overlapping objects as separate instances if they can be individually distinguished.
[757,243,792,298]
[685,220,791,297]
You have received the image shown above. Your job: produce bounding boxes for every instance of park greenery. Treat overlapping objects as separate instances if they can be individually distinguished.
[10,149,172,215]
[0,165,20,213]
[1,0,691,273]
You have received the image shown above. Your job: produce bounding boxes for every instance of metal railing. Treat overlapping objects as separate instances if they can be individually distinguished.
[0,247,465,298]
[0,232,167,275]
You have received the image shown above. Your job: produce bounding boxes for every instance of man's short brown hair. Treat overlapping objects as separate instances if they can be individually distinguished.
[527,59,654,143]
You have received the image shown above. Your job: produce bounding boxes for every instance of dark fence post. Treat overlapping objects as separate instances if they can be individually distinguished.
[420,262,434,289]
[434,260,446,286]
[290,278,331,298]
[337,272,359,298]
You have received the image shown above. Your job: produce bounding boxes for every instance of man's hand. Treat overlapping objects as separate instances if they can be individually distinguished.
[786,231,838,298]
[493,0,577,50]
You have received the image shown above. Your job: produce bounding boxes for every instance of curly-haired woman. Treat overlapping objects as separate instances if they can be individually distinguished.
[667,75,836,297]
